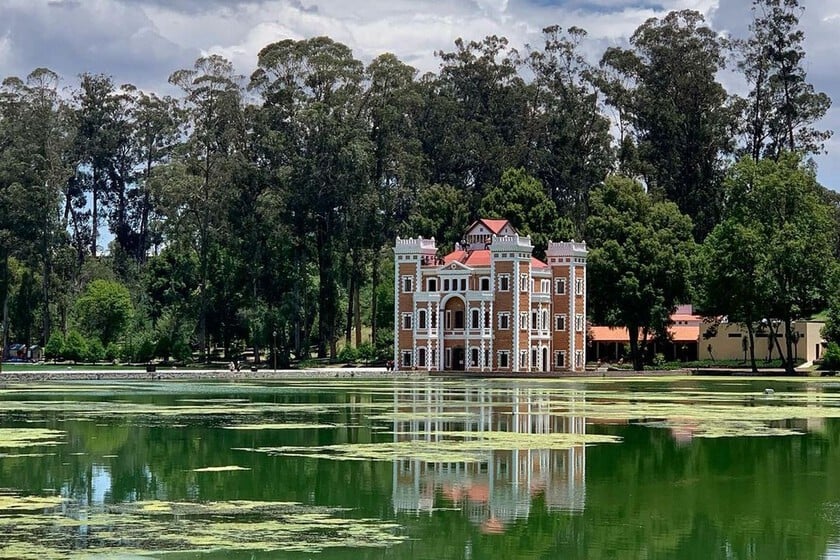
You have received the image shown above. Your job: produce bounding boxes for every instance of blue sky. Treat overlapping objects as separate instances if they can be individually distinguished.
[1,0,837,190]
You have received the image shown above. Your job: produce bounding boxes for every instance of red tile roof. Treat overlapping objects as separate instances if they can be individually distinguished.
[480,219,510,234]
[589,325,699,343]
[442,250,548,269]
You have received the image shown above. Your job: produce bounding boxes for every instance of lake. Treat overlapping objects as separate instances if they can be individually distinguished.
[1,376,840,559]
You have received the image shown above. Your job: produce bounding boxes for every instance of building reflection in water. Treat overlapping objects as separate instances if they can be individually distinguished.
[391,384,586,533]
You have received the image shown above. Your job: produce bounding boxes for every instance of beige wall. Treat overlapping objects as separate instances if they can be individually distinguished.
[700,320,825,363]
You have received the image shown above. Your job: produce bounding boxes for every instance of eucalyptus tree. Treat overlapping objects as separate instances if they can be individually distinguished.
[600,10,736,239]
[250,37,372,359]
[423,36,529,203]
[522,26,612,237]
[360,53,424,345]
[166,54,246,362]
[0,68,74,347]
[736,0,831,160]
[587,175,696,371]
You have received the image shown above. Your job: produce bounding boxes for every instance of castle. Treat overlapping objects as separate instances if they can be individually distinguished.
[393,219,587,373]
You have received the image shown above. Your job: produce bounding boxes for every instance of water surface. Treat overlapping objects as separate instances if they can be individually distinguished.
[1,376,840,559]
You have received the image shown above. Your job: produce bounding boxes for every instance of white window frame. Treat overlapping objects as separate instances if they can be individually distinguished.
[519,350,528,369]
[555,350,566,368]
[418,347,427,367]
[427,278,438,292]
[402,276,413,292]
[575,350,583,368]
[470,308,480,329]
[520,312,529,330]
[520,274,529,292]
[470,348,479,367]
[402,312,413,330]
[575,313,584,332]
[418,309,427,330]
[499,274,510,292]
[480,277,490,291]
[575,278,585,296]
[402,350,412,367]
[555,278,566,295]
[498,312,510,330]
[498,350,510,369]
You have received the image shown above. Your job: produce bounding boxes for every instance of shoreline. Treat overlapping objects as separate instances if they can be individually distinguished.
[0,366,816,382]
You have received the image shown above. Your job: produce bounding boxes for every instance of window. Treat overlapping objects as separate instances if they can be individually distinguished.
[555,350,566,368]
[471,348,479,367]
[520,312,529,330]
[542,310,548,331]
[480,277,490,291]
[531,348,538,369]
[454,310,464,329]
[443,279,450,291]
[555,278,566,295]
[531,311,538,330]
[519,350,528,369]
[541,279,550,293]
[484,349,490,368]
[575,314,584,332]
[402,313,413,330]
[499,275,510,291]
[431,349,437,367]
[460,278,467,291]
[484,311,491,329]
[575,278,585,296]
[418,309,427,330]
[418,347,427,367]
[427,278,438,292]
[402,276,413,292]
[555,314,566,331]
[575,350,583,368]
[445,348,452,368]
[499,313,510,330]
[520,274,529,292]
[471,309,480,329]
[402,350,412,367]
[499,351,510,368]
[431,311,438,328]
[445,310,451,329]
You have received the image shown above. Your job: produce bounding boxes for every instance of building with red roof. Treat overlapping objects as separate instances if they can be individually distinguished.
[394,219,587,373]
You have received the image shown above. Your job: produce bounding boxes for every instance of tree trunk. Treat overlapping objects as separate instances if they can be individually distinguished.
[91,166,98,258]
[628,325,644,371]
[345,273,354,346]
[745,320,758,373]
[783,318,796,375]
[370,252,379,344]
[354,278,362,348]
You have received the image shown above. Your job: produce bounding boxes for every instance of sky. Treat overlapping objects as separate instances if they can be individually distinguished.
[1,0,838,190]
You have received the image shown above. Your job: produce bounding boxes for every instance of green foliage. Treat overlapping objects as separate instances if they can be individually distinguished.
[105,342,120,362]
[822,343,840,371]
[63,331,87,364]
[84,338,106,364]
[73,279,134,347]
[135,337,157,364]
[357,341,377,363]
[404,184,470,251]
[336,345,359,363]
[479,168,573,255]
[587,175,696,370]
[44,332,64,361]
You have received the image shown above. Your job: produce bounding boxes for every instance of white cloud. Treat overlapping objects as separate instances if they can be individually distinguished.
[1,0,837,188]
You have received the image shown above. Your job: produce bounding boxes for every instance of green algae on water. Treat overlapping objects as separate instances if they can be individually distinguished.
[0,428,65,448]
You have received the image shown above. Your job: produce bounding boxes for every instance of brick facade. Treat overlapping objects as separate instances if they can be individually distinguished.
[393,219,587,373]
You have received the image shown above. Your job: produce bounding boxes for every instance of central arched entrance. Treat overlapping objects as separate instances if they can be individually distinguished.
[441,295,466,371]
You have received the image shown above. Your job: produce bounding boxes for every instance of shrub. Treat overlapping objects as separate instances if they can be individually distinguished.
[337,344,359,363]
[822,342,840,371]
[105,342,120,362]
[85,338,106,364]
[63,330,87,364]
[357,341,377,363]
[652,353,666,368]
[45,332,64,361]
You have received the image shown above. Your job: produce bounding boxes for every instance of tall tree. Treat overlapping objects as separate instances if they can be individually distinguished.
[167,55,245,362]
[250,37,371,359]
[600,10,735,239]
[587,175,695,370]
[719,154,836,374]
[736,0,831,160]
[523,26,613,237]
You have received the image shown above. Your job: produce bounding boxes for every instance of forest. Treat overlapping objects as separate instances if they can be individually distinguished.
[0,1,838,372]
